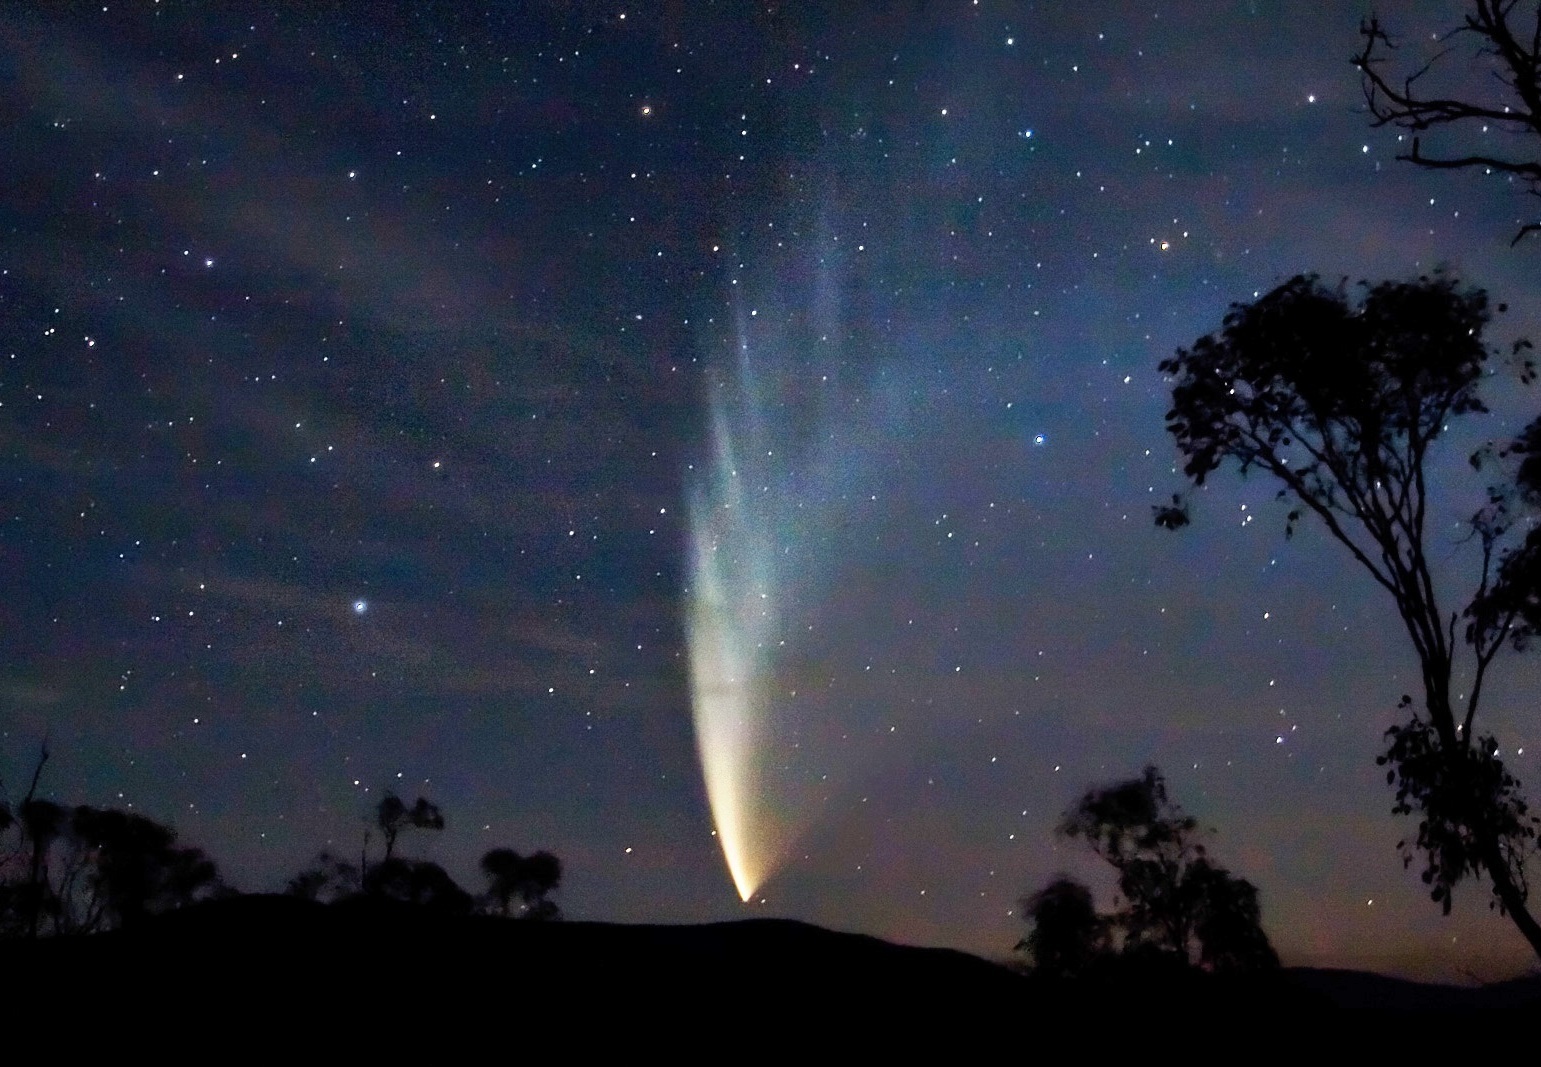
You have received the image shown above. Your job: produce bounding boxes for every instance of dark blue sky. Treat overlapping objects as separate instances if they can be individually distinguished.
[5,0,1541,978]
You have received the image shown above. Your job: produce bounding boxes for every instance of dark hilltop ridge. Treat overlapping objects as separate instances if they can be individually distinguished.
[10,894,1028,1016]
[8,895,1538,1032]
[1286,967,1541,1011]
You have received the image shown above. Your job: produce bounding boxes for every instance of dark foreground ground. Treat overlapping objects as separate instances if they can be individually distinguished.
[5,895,1539,1041]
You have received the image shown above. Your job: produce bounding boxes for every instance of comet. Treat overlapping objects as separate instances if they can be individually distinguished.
[685,346,794,902]
[685,259,907,901]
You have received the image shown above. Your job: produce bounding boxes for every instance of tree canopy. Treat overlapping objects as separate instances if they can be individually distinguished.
[1019,767,1277,977]
[1,770,224,938]
[480,847,563,920]
[376,793,445,862]
[1017,877,1108,979]
[1160,271,1541,958]
[288,794,564,921]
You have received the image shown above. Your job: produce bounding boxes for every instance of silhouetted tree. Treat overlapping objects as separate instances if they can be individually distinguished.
[286,850,361,904]
[1021,767,1276,973]
[289,793,565,922]
[0,800,19,939]
[375,793,444,864]
[0,743,54,936]
[68,806,222,929]
[16,799,66,938]
[1188,860,1279,973]
[1016,877,1108,978]
[1,744,224,937]
[1355,1,1541,243]
[1061,766,1205,958]
[364,857,473,915]
[2,804,222,936]
[479,847,562,920]
[480,847,523,917]
[1159,272,1541,958]
[519,850,562,921]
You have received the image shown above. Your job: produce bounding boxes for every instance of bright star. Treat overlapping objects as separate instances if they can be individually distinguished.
[352,599,368,614]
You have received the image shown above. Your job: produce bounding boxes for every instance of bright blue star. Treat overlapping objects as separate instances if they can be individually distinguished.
[352,599,368,614]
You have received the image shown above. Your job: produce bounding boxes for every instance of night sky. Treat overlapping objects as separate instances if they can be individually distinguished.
[6,0,1541,980]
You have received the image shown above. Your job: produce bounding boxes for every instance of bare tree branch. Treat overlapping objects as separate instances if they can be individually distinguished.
[1356,2,1541,241]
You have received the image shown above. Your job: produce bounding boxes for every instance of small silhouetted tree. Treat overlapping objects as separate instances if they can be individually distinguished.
[1355,1,1541,244]
[480,848,522,917]
[364,858,473,915]
[519,850,562,921]
[375,793,443,864]
[479,847,562,920]
[1160,272,1541,958]
[1021,767,1276,973]
[1016,877,1108,978]
[286,851,361,903]
[1061,767,1207,959]
[1188,860,1279,973]
[291,795,564,920]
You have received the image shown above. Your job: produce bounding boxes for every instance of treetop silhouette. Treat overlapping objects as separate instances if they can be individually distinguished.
[375,793,444,863]
[1017,877,1108,980]
[480,847,562,920]
[1,748,224,938]
[288,792,563,920]
[1019,766,1277,977]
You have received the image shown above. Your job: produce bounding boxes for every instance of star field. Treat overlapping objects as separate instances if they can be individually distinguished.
[5,1,1541,979]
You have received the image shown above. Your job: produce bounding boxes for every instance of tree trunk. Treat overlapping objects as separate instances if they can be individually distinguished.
[1425,664,1541,960]
[1481,836,1541,959]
